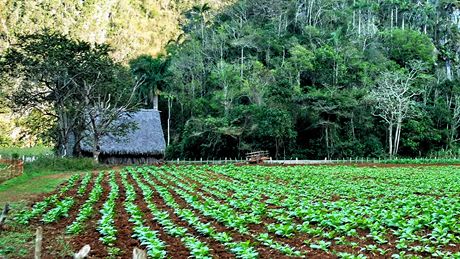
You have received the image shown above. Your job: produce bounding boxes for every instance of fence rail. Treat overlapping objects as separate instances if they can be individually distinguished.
[166,158,369,165]
[166,157,460,165]
[166,158,247,165]
[0,154,40,163]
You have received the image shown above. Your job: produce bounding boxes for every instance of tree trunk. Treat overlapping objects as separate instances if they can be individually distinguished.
[57,107,68,157]
[281,48,285,67]
[391,9,393,29]
[153,95,158,110]
[333,60,339,86]
[367,9,371,33]
[240,47,244,79]
[395,6,398,28]
[167,97,172,146]
[92,134,100,163]
[275,138,279,159]
[449,123,456,148]
[393,119,402,155]
[446,59,453,81]
[90,114,101,163]
[201,17,205,44]
[352,0,356,29]
[73,130,82,157]
[388,122,393,158]
[325,125,330,159]
[402,14,405,30]
[148,88,154,107]
[358,9,361,35]
[449,98,460,148]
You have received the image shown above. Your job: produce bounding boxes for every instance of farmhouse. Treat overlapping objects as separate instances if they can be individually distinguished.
[80,109,166,164]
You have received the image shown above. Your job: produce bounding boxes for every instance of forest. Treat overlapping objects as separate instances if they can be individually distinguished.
[0,0,460,159]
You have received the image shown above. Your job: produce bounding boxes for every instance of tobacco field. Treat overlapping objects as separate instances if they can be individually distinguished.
[12,165,460,258]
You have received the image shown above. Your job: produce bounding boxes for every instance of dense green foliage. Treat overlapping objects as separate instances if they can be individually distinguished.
[158,0,460,159]
[1,0,460,159]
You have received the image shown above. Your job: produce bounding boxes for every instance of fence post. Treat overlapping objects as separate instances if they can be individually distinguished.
[133,247,147,259]
[74,245,91,259]
[34,227,43,259]
[0,203,9,227]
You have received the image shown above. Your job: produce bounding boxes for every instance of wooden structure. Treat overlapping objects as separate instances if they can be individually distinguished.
[35,227,42,259]
[0,159,23,183]
[246,151,269,163]
[0,203,9,229]
[80,109,166,164]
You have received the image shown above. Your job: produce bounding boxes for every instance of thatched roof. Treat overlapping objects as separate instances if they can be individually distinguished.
[81,109,165,156]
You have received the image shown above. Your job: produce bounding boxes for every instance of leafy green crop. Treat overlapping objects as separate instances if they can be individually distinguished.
[97,171,119,249]
[41,197,75,223]
[14,173,81,224]
[13,164,460,258]
[154,164,460,258]
[67,172,104,234]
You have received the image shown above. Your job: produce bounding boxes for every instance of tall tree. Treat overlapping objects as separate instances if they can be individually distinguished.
[0,30,138,157]
[370,64,425,157]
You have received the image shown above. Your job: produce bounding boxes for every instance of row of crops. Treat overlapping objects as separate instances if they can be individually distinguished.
[13,165,460,258]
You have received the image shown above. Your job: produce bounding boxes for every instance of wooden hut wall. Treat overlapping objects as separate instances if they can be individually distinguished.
[99,155,163,165]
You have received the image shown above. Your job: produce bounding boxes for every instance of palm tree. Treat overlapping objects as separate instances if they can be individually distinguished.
[129,55,167,109]
[192,3,211,42]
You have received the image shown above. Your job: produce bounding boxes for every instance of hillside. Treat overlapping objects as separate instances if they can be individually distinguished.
[0,0,231,61]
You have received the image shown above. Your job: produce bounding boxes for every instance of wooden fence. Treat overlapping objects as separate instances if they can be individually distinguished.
[0,159,24,183]
[0,154,39,162]
[166,157,445,165]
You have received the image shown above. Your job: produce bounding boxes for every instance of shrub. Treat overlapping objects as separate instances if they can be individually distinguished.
[25,157,106,172]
